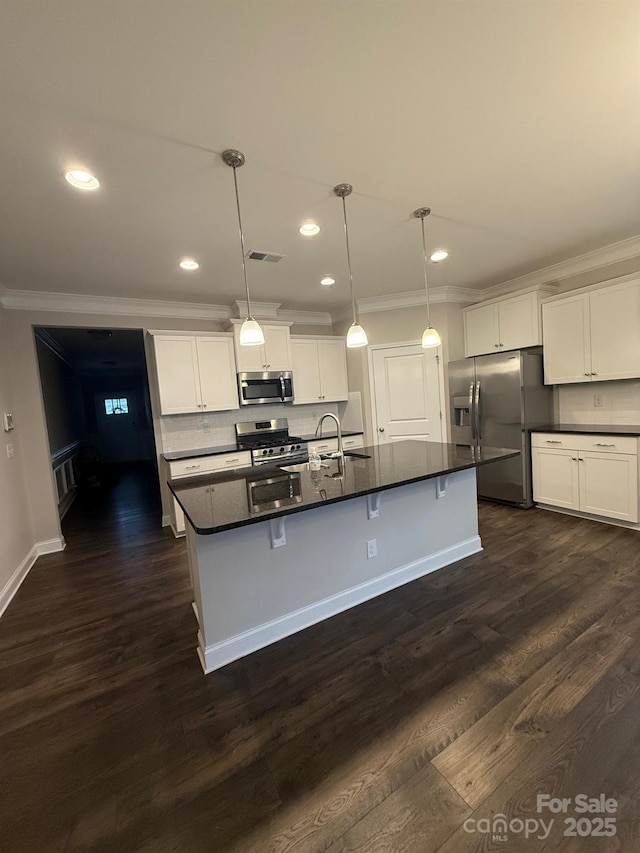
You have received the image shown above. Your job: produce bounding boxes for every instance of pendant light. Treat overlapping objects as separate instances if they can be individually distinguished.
[222,149,265,347]
[334,183,368,348]
[413,207,442,349]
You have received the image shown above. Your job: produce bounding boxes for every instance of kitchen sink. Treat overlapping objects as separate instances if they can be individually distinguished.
[343,451,371,459]
[278,462,313,473]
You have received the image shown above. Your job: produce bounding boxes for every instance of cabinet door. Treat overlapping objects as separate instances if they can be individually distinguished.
[196,337,239,411]
[234,336,265,373]
[532,447,580,509]
[291,339,322,404]
[464,304,499,356]
[542,294,591,384]
[153,336,202,414]
[590,279,640,382]
[263,326,292,371]
[318,339,349,402]
[578,452,639,522]
[498,292,540,351]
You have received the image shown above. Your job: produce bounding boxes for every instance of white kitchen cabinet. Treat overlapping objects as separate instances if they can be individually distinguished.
[291,337,349,404]
[231,322,292,373]
[168,450,252,536]
[464,291,541,357]
[313,435,364,455]
[152,334,238,415]
[532,432,639,523]
[542,276,640,384]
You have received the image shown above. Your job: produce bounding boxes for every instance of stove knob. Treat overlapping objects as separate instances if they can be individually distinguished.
[262,449,268,456]
[268,448,274,454]
[296,444,301,450]
[280,446,285,453]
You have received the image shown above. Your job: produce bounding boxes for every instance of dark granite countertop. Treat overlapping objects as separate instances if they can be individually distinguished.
[162,430,365,462]
[298,429,364,442]
[163,444,241,462]
[169,440,520,535]
[532,424,640,437]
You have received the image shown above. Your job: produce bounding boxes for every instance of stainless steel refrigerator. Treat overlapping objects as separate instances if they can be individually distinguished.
[448,348,553,507]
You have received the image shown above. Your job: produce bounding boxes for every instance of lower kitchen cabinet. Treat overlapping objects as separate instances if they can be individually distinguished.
[532,433,639,523]
[167,450,251,536]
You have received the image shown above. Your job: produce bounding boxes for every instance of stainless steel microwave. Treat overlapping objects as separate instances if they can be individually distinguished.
[238,371,294,406]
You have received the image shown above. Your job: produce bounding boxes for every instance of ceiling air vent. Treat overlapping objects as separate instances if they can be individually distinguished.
[246,250,286,263]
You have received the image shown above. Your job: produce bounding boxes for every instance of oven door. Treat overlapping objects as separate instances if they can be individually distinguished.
[246,471,302,513]
[238,372,294,406]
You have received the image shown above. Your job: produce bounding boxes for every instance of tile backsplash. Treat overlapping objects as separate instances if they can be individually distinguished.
[557,380,640,425]
[160,392,364,453]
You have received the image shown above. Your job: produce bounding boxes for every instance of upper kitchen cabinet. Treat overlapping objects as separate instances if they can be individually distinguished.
[542,276,640,384]
[228,321,292,373]
[291,337,349,404]
[463,291,543,357]
[151,333,239,415]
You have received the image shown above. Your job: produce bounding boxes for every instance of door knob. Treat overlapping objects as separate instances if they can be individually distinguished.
[379,427,385,432]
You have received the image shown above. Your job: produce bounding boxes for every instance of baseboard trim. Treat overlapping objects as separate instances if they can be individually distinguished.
[161,514,170,528]
[199,535,482,674]
[536,503,640,530]
[0,536,66,619]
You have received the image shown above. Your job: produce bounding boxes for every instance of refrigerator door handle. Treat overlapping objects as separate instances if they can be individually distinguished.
[469,382,476,441]
[475,380,481,441]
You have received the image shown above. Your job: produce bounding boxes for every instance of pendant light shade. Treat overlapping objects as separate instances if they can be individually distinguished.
[346,323,368,348]
[239,318,265,346]
[334,183,368,349]
[414,207,442,349]
[222,149,265,347]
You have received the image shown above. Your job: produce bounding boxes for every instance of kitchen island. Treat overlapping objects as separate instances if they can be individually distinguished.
[170,440,518,673]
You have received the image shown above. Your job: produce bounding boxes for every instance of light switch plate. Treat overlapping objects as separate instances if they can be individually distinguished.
[3,413,14,432]
[594,394,604,408]
[6,443,14,459]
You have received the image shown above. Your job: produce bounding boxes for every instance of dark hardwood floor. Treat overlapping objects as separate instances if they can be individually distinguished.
[1,466,640,852]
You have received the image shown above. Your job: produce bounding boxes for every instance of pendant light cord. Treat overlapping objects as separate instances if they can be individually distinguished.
[231,165,253,319]
[342,196,358,326]
[420,215,432,328]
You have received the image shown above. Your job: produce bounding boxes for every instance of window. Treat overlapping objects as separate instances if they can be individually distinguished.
[104,398,129,415]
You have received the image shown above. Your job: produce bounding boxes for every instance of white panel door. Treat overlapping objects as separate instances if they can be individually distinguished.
[498,291,540,350]
[291,339,322,404]
[542,294,591,384]
[196,337,239,411]
[317,339,349,402]
[589,279,640,382]
[532,447,580,509]
[464,304,499,356]
[578,452,639,522]
[263,326,292,371]
[154,335,202,414]
[372,344,442,443]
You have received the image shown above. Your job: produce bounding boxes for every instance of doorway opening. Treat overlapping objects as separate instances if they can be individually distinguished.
[34,326,161,540]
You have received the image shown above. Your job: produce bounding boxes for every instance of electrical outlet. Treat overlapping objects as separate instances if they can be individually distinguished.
[6,443,14,459]
[366,539,377,559]
[594,394,605,408]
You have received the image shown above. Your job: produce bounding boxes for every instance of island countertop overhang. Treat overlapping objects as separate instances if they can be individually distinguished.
[169,440,519,536]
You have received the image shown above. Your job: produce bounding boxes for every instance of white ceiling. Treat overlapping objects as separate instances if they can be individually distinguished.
[1,1,639,313]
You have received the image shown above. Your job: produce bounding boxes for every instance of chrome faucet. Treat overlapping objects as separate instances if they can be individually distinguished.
[315,412,343,460]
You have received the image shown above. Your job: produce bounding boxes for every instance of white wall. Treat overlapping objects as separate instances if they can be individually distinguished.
[0,306,36,614]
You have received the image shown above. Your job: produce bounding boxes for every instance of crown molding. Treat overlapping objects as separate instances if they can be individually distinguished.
[478,235,640,301]
[330,286,478,322]
[232,300,281,320]
[0,289,331,326]
[0,289,232,320]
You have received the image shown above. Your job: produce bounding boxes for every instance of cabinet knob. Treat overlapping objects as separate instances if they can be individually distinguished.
[584,373,590,376]
[203,403,207,408]
[499,343,504,347]
[591,372,597,376]
[379,427,385,432]
[494,344,499,348]
[571,457,577,461]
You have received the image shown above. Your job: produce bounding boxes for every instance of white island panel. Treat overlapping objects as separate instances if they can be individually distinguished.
[189,467,480,673]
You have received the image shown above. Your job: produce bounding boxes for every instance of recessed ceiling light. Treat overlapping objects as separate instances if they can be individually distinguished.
[430,249,449,262]
[320,276,335,286]
[64,169,100,190]
[299,223,320,237]
[179,258,200,270]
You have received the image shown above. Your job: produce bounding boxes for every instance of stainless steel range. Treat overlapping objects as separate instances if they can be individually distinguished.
[235,418,308,466]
